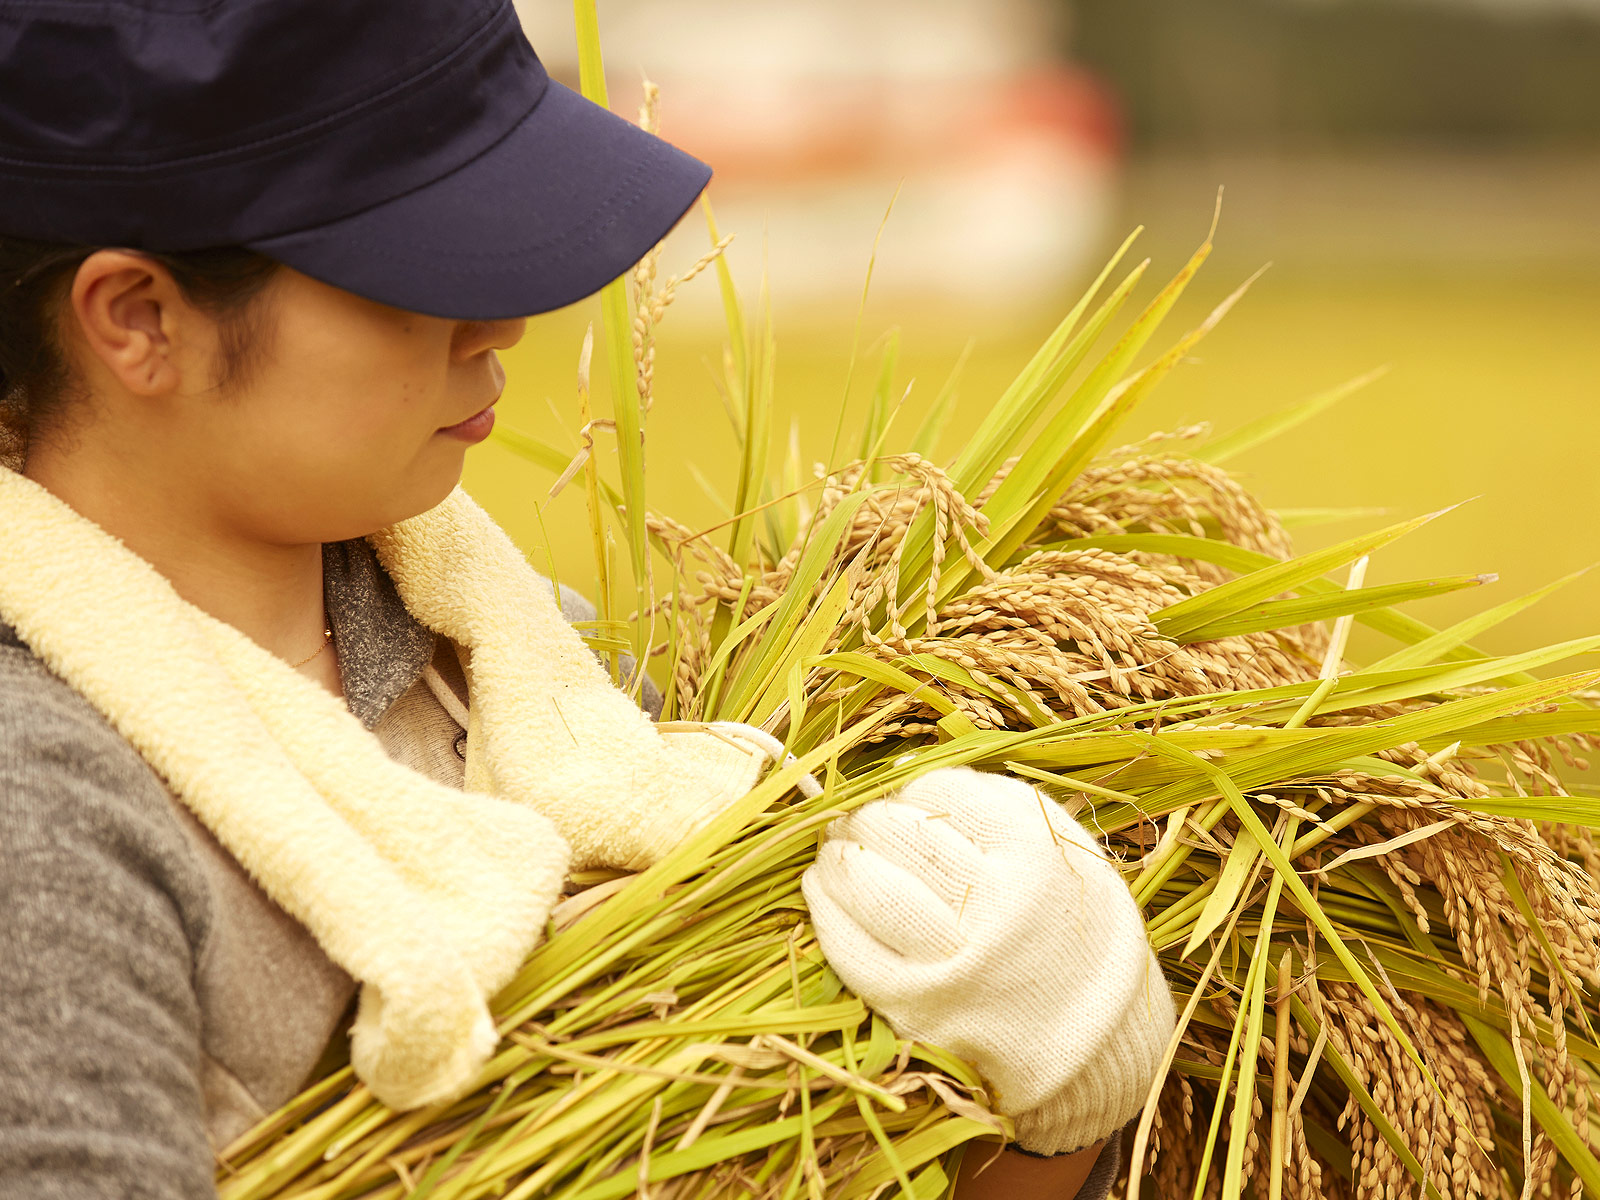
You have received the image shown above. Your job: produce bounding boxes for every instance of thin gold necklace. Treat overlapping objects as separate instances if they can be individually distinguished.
[291,624,335,669]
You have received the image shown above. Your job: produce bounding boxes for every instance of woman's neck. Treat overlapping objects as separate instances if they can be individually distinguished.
[24,439,343,696]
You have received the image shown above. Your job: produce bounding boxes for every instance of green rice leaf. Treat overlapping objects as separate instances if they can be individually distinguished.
[888,254,1153,619]
[1419,709,1600,749]
[1152,507,1457,640]
[1173,573,1493,643]
[1310,636,1600,715]
[859,1016,901,1079]
[728,277,776,569]
[702,197,749,403]
[720,492,873,719]
[572,3,649,672]
[839,1121,1000,1199]
[947,227,1144,499]
[697,577,763,718]
[1197,368,1385,465]
[806,654,962,719]
[1368,565,1596,672]
[1499,851,1600,1045]
[958,245,1239,581]
[1142,733,1475,1116]
[565,1097,855,1200]
[1223,823,1295,1198]
[1057,532,1545,671]
[840,1033,918,1199]
[1452,796,1600,826]
[1154,669,1600,812]
[1183,824,1260,959]
[744,573,852,725]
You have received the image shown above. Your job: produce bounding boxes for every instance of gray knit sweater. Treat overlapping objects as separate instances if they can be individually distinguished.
[0,540,452,1198]
[0,539,1126,1199]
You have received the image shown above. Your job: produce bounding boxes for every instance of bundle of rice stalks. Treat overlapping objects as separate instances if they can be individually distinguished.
[619,221,1600,1198]
[215,11,1600,1199]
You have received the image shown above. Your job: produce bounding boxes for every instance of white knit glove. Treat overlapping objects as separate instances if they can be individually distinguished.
[801,766,1176,1155]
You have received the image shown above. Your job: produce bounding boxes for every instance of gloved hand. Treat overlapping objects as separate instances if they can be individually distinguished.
[801,766,1175,1155]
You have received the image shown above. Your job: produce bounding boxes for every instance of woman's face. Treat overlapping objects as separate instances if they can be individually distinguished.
[205,265,527,543]
[57,253,528,545]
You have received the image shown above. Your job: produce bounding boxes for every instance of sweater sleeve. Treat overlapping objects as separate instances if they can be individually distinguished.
[551,585,664,720]
[0,643,218,1200]
[1076,1120,1130,1200]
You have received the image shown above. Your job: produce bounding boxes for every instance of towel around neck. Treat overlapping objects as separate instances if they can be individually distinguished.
[0,472,766,1109]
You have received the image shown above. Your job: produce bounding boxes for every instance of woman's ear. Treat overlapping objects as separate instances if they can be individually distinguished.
[65,249,186,398]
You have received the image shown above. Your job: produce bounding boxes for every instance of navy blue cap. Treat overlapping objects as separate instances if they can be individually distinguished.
[0,0,712,319]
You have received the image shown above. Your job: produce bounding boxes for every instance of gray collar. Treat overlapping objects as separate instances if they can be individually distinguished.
[0,537,437,732]
[324,539,437,730]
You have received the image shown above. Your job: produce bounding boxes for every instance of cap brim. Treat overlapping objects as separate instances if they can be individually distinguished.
[246,80,712,320]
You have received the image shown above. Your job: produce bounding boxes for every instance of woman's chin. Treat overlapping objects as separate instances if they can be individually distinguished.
[335,464,465,540]
[398,460,468,524]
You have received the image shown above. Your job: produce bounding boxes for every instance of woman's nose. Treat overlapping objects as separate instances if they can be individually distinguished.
[453,316,528,359]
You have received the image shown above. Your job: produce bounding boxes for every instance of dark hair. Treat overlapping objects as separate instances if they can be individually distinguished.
[0,235,283,458]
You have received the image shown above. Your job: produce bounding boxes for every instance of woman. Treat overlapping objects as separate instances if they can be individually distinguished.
[0,1,1174,1197]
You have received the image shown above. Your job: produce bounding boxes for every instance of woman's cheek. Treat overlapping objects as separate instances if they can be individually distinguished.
[220,391,378,502]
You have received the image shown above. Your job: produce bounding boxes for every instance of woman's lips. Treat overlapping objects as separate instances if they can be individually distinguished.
[439,402,496,443]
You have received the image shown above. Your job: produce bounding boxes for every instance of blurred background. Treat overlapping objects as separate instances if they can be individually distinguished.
[474,0,1600,675]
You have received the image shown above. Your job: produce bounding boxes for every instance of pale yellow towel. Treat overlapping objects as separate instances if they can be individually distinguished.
[0,472,765,1111]
[371,486,765,872]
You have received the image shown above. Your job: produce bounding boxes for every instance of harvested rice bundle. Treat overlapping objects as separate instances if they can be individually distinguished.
[641,335,1600,1199]
[216,213,1600,1199]
[213,14,1600,1199]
